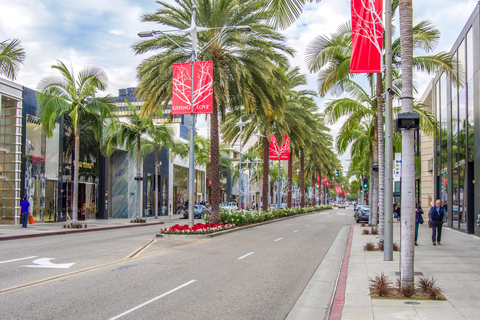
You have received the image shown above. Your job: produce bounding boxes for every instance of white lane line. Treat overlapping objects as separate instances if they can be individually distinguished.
[274,238,282,242]
[238,252,255,260]
[293,230,299,233]
[0,256,37,264]
[306,225,310,227]
[109,280,196,320]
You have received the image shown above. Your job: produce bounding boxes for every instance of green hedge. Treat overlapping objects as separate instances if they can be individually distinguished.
[219,205,332,226]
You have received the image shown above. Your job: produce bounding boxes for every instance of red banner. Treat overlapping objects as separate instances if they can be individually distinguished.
[322,177,328,186]
[269,135,290,160]
[172,61,213,114]
[350,0,383,73]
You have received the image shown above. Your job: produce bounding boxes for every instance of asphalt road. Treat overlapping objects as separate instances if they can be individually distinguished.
[0,208,353,320]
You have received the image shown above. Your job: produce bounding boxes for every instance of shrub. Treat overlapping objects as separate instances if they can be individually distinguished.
[393,243,400,251]
[369,273,393,297]
[364,242,376,251]
[361,223,366,227]
[417,277,444,300]
[371,229,378,235]
[397,279,415,298]
[362,229,370,235]
[377,242,384,251]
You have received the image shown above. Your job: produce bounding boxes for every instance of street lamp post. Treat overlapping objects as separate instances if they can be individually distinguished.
[235,119,251,210]
[138,8,251,227]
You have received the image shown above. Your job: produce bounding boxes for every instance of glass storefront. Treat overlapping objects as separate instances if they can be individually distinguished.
[0,91,22,224]
[173,165,205,209]
[24,115,59,222]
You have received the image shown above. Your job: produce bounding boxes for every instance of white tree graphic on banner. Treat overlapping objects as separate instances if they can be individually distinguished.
[269,135,290,160]
[172,61,213,114]
[352,0,383,56]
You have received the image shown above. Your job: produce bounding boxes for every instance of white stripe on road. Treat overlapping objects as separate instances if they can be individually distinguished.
[293,230,299,233]
[109,280,196,320]
[306,225,310,227]
[238,252,255,260]
[274,238,282,242]
[0,256,37,264]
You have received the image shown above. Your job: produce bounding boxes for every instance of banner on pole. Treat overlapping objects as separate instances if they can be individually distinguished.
[350,0,383,73]
[172,61,213,114]
[269,135,290,160]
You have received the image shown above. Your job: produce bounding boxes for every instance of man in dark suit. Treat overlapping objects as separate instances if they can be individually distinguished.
[428,199,445,246]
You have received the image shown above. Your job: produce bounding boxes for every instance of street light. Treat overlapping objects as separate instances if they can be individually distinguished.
[138,8,251,227]
[235,118,251,210]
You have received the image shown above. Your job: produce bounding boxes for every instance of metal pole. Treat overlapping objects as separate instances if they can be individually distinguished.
[239,133,242,210]
[187,9,198,228]
[384,0,394,261]
[277,159,281,208]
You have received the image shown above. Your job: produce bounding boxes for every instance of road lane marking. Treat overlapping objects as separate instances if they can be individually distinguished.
[125,239,157,259]
[293,230,299,233]
[0,256,37,264]
[109,280,196,320]
[274,238,282,242]
[306,225,310,227]
[0,239,210,295]
[238,252,254,260]
[23,258,75,269]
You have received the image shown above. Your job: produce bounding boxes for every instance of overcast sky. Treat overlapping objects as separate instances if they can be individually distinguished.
[1,0,477,170]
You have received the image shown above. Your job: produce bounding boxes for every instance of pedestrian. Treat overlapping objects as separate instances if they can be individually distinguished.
[19,196,31,228]
[394,202,401,221]
[415,202,424,246]
[428,199,446,246]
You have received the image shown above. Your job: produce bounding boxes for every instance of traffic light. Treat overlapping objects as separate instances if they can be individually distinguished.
[360,189,363,193]
[335,170,339,177]
[363,178,368,189]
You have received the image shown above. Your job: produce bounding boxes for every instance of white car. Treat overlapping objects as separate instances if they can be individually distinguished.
[220,202,238,212]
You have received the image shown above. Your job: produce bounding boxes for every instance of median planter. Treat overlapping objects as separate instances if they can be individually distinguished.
[159,223,235,235]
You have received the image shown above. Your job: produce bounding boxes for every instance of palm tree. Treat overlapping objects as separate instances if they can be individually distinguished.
[399,0,415,288]
[103,100,152,221]
[134,0,292,223]
[261,0,321,29]
[0,39,26,80]
[141,113,174,219]
[37,61,116,225]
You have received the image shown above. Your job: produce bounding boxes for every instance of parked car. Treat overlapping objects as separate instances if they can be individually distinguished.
[269,203,287,209]
[338,202,346,209]
[183,205,209,219]
[220,202,238,212]
[354,205,370,223]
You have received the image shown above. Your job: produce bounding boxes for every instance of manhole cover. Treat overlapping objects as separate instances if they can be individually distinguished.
[404,301,420,305]
[395,272,424,276]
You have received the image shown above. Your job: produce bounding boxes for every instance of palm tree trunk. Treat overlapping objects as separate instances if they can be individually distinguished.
[377,73,385,242]
[311,174,316,205]
[400,0,415,288]
[136,135,142,221]
[210,100,221,223]
[287,151,293,208]
[262,132,269,211]
[154,145,159,219]
[72,129,80,225]
[300,151,305,208]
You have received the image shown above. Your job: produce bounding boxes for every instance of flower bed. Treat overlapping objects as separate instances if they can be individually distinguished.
[160,222,235,235]
[220,205,332,226]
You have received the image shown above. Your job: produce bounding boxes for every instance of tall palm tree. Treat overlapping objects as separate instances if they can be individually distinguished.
[261,0,321,29]
[134,0,292,223]
[399,0,415,288]
[103,100,152,221]
[141,114,174,219]
[37,61,116,225]
[0,39,26,80]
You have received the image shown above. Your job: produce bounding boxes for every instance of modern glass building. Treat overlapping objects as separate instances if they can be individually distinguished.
[423,4,480,235]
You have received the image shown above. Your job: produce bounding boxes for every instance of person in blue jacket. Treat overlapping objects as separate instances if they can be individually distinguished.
[428,199,445,246]
[415,202,424,246]
[19,196,31,228]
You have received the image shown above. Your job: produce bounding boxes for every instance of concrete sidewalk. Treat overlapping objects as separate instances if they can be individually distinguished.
[342,222,480,320]
[0,215,184,241]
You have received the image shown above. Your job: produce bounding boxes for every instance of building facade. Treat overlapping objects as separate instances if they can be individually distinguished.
[421,4,480,235]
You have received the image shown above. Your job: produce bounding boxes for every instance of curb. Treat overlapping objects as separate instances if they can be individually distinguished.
[156,209,333,239]
[328,225,354,320]
[0,221,165,241]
